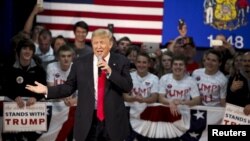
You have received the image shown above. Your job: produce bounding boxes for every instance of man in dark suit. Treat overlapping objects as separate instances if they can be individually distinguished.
[26,28,133,141]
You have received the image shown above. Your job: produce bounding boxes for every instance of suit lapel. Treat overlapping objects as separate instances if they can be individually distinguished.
[105,53,116,95]
[86,54,95,95]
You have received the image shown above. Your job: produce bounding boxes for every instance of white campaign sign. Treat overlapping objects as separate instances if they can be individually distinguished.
[222,103,250,125]
[3,102,47,132]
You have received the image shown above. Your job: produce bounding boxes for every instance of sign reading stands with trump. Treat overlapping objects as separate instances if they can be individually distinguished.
[222,103,250,125]
[3,102,47,132]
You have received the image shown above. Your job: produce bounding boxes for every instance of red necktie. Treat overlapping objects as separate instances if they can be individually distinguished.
[97,67,106,121]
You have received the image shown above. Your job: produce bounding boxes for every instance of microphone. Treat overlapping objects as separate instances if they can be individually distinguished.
[97,56,102,76]
[97,55,102,62]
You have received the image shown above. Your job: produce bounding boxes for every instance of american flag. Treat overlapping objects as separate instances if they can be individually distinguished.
[127,103,225,141]
[37,0,164,43]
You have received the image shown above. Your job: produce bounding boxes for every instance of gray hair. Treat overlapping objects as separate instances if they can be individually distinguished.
[91,28,113,43]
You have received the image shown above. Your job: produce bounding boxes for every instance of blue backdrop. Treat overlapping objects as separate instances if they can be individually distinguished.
[162,0,250,49]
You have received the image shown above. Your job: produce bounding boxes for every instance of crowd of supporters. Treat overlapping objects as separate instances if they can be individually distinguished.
[0,3,250,141]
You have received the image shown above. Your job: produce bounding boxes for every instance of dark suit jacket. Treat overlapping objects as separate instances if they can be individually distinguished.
[47,52,133,141]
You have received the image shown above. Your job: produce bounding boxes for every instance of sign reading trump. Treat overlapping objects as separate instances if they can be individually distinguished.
[3,102,47,132]
[222,103,250,125]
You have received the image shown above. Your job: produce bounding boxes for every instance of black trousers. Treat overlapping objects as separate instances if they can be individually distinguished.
[86,110,111,141]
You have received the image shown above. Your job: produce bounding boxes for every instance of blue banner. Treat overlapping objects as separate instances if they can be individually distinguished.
[162,0,250,49]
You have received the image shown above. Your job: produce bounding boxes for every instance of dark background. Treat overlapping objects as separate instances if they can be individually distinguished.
[0,0,36,95]
[0,0,36,62]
